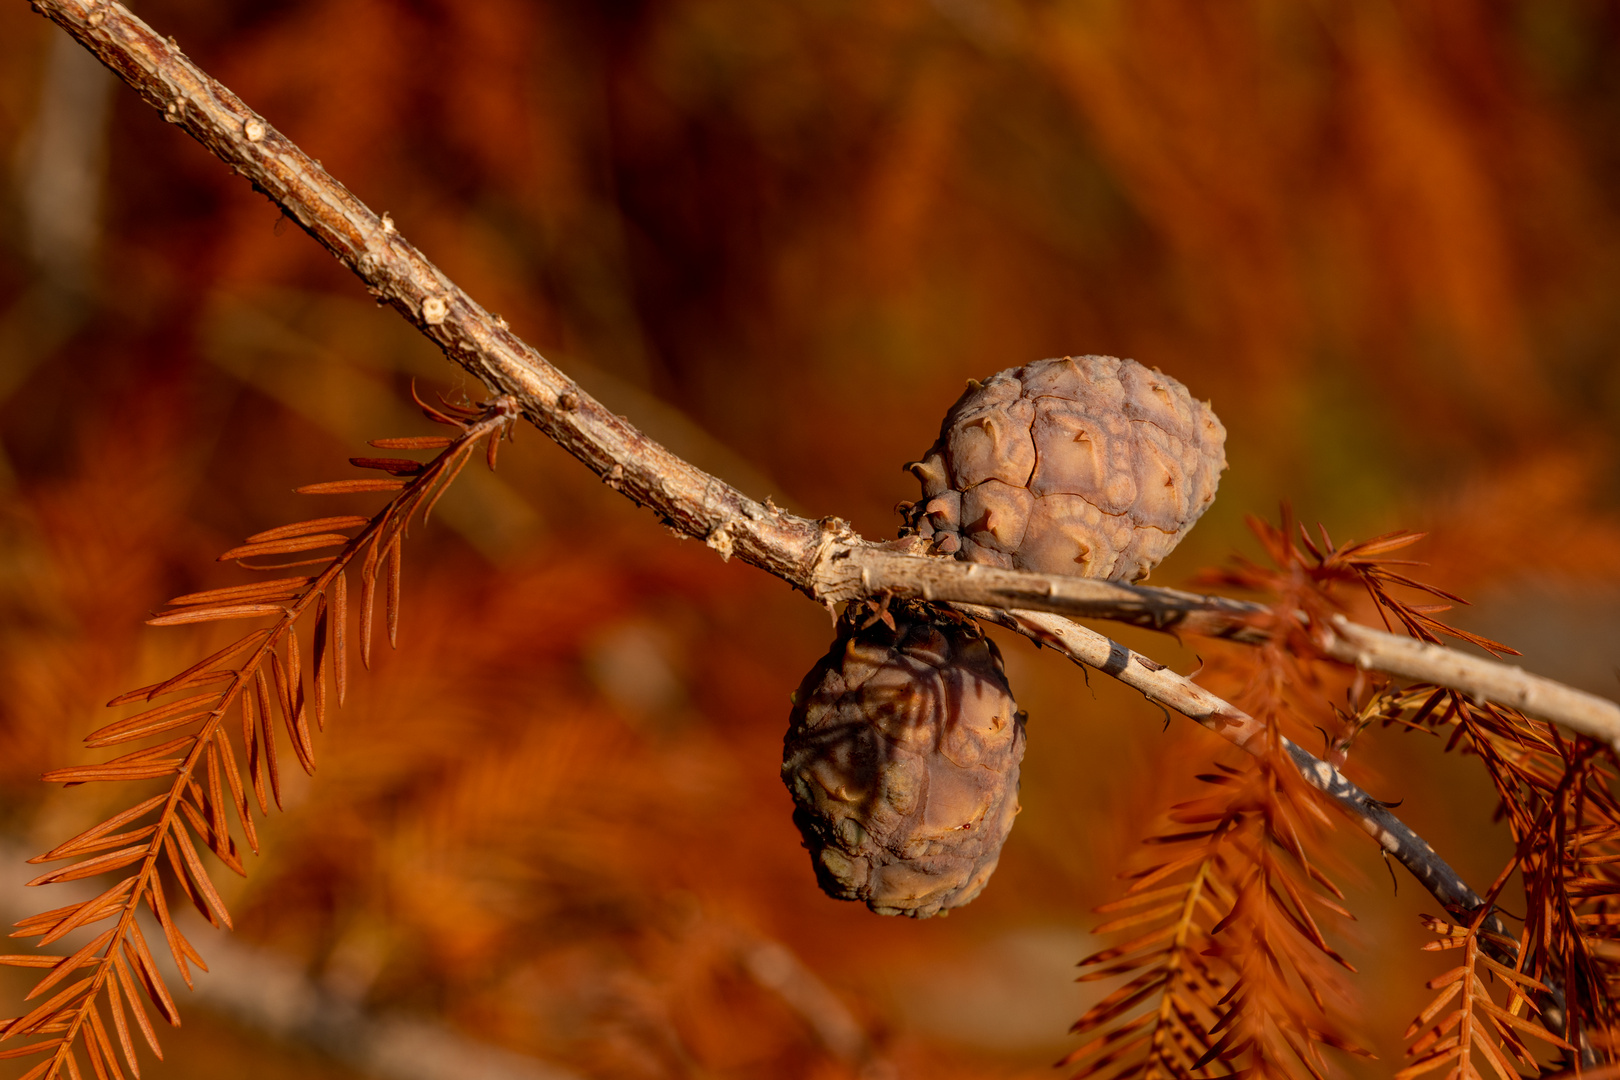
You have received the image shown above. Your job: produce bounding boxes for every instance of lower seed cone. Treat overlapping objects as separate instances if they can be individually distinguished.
[781,602,1026,918]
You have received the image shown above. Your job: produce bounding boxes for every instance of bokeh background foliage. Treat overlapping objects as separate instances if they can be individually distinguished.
[1,1,1619,1076]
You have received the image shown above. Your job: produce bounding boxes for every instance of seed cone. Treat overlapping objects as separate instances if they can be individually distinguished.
[782,602,1026,918]
[901,355,1226,582]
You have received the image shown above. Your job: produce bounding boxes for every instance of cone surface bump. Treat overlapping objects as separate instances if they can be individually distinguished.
[782,604,1026,918]
[903,355,1226,582]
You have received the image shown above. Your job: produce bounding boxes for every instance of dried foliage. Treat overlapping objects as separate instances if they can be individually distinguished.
[1298,521,1620,1070]
[1401,911,1569,1080]
[1070,515,1620,1078]
[1068,518,1368,1079]
[1374,678,1620,1075]
[0,393,517,1080]
[1065,749,1363,1080]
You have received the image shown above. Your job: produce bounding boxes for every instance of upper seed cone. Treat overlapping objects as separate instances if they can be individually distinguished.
[782,602,1025,919]
[901,355,1226,582]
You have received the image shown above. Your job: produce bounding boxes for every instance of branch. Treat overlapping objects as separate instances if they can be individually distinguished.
[1320,614,1620,747]
[821,546,1274,641]
[832,549,1620,747]
[29,0,833,588]
[962,606,1488,913]
[29,0,1620,756]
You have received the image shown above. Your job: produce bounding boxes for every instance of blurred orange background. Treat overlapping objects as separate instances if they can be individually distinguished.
[1,1,1619,1077]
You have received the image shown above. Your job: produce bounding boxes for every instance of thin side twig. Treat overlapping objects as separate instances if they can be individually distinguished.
[960,605,1488,914]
